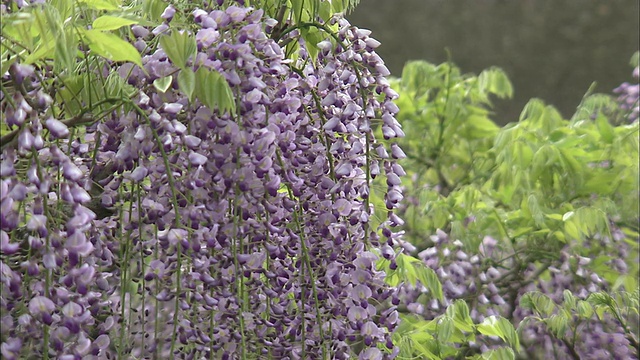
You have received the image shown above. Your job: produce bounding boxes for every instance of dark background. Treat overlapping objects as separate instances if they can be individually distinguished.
[347,0,640,124]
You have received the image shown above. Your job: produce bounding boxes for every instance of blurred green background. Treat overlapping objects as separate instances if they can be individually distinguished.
[347,0,640,124]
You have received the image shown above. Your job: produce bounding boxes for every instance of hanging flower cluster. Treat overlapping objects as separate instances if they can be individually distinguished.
[1,2,406,359]
[395,228,634,358]
[613,64,639,123]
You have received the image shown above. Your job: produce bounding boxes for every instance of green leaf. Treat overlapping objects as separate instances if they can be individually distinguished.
[576,300,594,319]
[478,67,513,99]
[92,15,139,31]
[78,0,120,11]
[572,93,617,123]
[2,12,36,50]
[401,60,438,95]
[613,274,639,292]
[595,112,614,143]
[23,4,59,64]
[520,292,555,316]
[159,30,197,70]
[195,67,236,116]
[55,75,85,116]
[318,0,332,21]
[562,211,574,221]
[479,347,515,360]
[332,0,345,13]
[511,227,533,239]
[582,172,617,194]
[177,68,196,102]
[587,292,615,308]
[519,98,546,123]
[300,27,324,62]
[541,105,564,133]
[477,316,503,338]
[564,220,581,241]
[525,194,545,227]
[409,336,439,359]
[153,76,173,93]
[562,289,576,309]
[195,67,215,109]
[436,316,454,342]
[142,0,166,22]
[24,40,56,64]
[213,73,236,116]
[34,4,75,73]
[290,0,309,23]
[345,0,361,13]
[413,261,444,301]
[446,300,474,333]
[83,29,143,68]
[477,316,520,351]
[378,258,401,286]
[464,115,500,139]
[396,253,418,286]
[51,0,74,21]
[558,148,584,187]
[496,318,520,351]
[513,141,533,168]
[105,72,137,100]
[55,27,77,74]
[546,314,568,338]
[0,56,18,78]
[530,145,548,183]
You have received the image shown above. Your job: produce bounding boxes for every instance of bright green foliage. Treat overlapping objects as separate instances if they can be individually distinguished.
[393,60,638,287]
[520,289,639,353]
[92,14,140,31]
[193,67,237,116]
[1,0,150,141]
[0,0,247,135]
[1,0,147,71]
[83,29,143,67]
[158,30,196,70]
[394,300,518,360]
[379,253,444,301]
[587,289,639,333]
[389,59,639,358]
[1,0,358,127]
[392,61,513,248]
[3,0,636,357]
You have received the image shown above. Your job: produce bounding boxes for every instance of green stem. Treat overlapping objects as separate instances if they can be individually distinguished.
[136,185,147,353]
[231,195,248,359]
[124,100,184,356]
[153,225,160,360]
[274,148,327,357]
[118,188,135,359]
[32,149,51,359]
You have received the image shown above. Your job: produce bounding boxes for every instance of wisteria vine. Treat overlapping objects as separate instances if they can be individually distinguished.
[0,2,406,359]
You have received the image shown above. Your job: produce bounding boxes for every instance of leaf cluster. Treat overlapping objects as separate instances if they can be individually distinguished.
[395,300,519,360]
[389,58,639,358]
[520,289,639,357]
[393,59,639,288]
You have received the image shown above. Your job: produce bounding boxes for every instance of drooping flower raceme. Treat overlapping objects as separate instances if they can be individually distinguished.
[613,64,639,123]
[0,3,405,359]
[396,227,635,358]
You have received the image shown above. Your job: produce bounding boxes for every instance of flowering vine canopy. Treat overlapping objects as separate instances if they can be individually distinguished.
[0,0,412,359]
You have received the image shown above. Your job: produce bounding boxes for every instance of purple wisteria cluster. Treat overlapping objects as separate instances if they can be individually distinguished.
[396,228,636,358]
[0,60,114,358]
[613,64,639,123]
[1,3,405,359]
